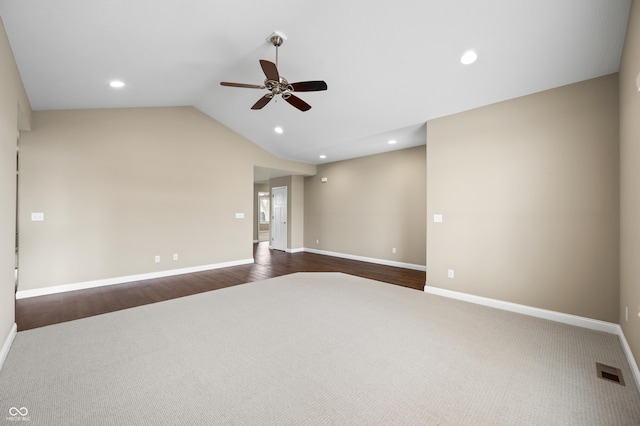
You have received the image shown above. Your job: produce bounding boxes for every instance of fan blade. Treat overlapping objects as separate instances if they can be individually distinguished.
[259,60,280,81]
[285,94,312,111]
[220,82,265,89]
[251,94,273,110]
[290,81,328,92]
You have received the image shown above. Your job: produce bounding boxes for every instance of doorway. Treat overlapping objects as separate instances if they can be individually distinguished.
[271,186,287,251]
[14,136,19,290]
[257,191,270,242]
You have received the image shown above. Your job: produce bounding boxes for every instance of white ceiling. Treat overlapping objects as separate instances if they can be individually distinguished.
[0,0,631,165]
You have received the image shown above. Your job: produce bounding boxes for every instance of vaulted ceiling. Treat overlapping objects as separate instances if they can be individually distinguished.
[0,0,631,165]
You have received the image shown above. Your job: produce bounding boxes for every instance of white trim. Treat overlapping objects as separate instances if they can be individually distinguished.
[15,258,254,299]
[424,285,640,392]
[0,323,17,372]
[287,247,305,254]
[304,248,426,271]
[618,327,640,392]
[424,285,618,334]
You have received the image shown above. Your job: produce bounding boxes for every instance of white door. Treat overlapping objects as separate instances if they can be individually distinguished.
[271,186,287,251]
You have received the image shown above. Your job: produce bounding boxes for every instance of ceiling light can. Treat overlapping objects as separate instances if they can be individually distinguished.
[274,126,283,134]
[460,50,477,65]
[109,80,125,88]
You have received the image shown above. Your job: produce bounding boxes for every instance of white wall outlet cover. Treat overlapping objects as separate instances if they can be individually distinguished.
[173,254,179,260]
[434,214,443,223]
[447,269,454,278]
[235,213,245,219]
[321,177,328,183]
[31,212,44,221]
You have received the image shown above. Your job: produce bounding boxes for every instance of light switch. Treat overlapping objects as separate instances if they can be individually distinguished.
[434,214,443,223]
[31,212,44,221]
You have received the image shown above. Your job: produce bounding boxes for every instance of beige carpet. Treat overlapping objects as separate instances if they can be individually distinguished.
[1,272,639,425]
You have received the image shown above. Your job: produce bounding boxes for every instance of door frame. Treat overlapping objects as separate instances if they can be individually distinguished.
[271,186,287,251]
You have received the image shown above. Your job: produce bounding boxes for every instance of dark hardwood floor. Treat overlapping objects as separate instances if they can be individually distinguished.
[15,242,426,331]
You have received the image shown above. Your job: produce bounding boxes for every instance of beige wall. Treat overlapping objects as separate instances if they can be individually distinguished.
[18,107,314,291]
[620,0,640,368]
[0,18,31,350]
[305,146,426,266]
[427,74,619,322]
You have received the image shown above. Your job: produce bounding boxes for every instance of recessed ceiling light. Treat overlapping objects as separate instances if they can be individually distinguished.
[319,155,327,159]
[274,126,283,134]
[109,80,125,88]
[460,50,478,65]
[388,139,397,145]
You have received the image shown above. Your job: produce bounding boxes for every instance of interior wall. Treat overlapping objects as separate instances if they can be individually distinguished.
[304,146,426,266]
[426,74,619,323]
[620,0,640,368]
[18,107,314,292]
[0,17,31,351]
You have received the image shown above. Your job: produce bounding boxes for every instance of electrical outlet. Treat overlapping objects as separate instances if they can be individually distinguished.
[392,247,396,254]
[315,239,319,244]
[154,255,160,263]
[173,253,178,261]
[448,269,455,278]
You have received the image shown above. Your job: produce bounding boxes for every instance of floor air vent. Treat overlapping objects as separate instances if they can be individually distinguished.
[596,362,625,386]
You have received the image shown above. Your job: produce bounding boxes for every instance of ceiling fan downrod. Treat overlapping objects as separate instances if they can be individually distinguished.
[269,34,284,68]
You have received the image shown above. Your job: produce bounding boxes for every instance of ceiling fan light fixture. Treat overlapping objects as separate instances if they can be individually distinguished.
[220,32,327,112]
[460,50,478,65]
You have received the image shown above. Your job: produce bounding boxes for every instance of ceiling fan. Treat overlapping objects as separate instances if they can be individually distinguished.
[220,32,327,112]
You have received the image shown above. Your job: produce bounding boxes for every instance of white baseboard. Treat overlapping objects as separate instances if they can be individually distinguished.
[304,248,426,271]
[287,247,305,254]
[15,258,255,299]
[617,327,640,392]
[0,323,17,372]
[424,285,640,392]
[424,285,619,333]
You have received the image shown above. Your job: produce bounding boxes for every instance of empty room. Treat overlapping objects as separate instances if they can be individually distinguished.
[1,0,640,424]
